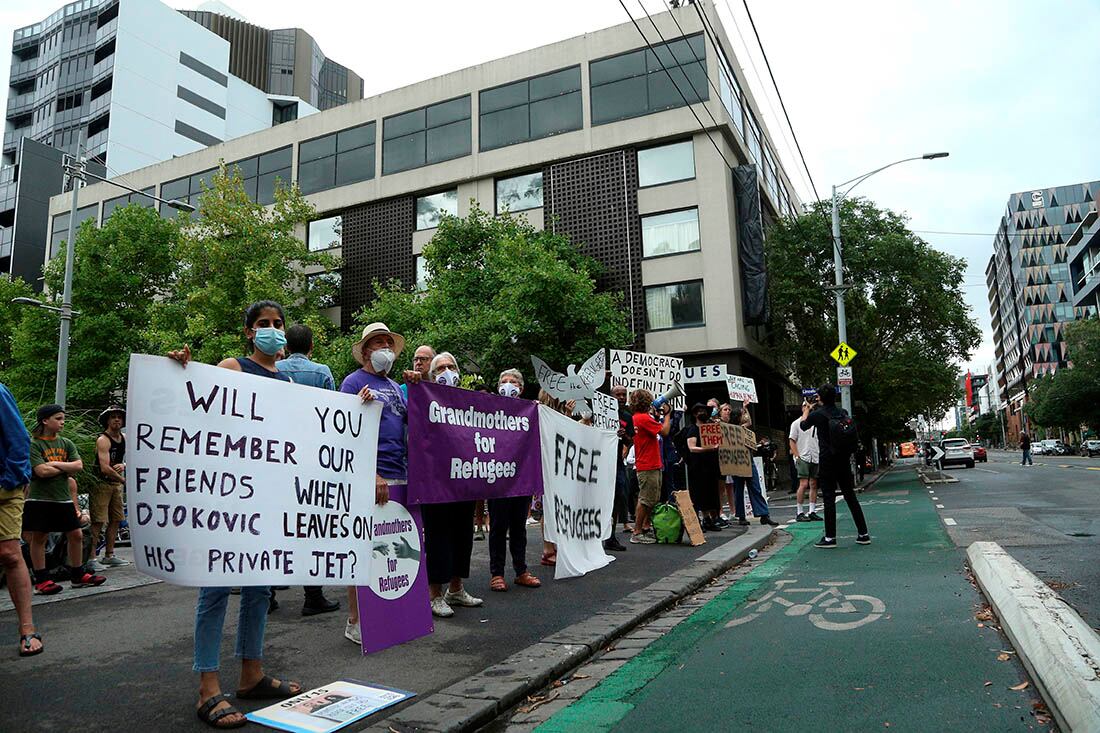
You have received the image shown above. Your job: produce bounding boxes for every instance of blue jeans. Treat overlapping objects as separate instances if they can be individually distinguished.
[193,586,270,672]
[733,462,770,519]
[1021,449,1033,465]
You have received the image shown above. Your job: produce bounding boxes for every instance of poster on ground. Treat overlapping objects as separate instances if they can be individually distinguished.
[407,382,542,504]
[125,354,380,586]
[726,375,758,403]
[245,679,413,733]
[356,482,433,654]
[609,349,685,411]
[718,422,756,478]
[538,405,617,579]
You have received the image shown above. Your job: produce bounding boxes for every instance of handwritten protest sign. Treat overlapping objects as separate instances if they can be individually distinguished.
[407,382,542,504]
[126,354,379,586]
[357,482,433,654]
[683,364,727,384]
[538,406,617,579]
[699,422,723,448]
[718,422,756,478]
[591,391,619,432]
[530,350,606,414]
[609,349,685,411]
[726,375,758,403]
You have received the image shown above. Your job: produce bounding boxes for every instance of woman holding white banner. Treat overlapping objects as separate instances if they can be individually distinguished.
[169,300,304,730]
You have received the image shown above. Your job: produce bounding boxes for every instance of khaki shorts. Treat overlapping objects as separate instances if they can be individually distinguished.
[796,458,819,479]
[0,488,25,542]
[637,470,662,508]
[90,483,125,524]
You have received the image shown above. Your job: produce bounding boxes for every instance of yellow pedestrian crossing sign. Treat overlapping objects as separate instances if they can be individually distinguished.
[830,342,857,366]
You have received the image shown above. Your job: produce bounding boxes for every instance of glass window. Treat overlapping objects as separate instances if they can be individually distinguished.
[529,92,582,139]
[307,270,341,309]
[478,66,582,152]
[415,255,429,291]
[259,146,292,174]
[230,156,258,179]
[383,132,425,174]
[496,171,543,213]
[298,157,335,195]
[383,97,470,174]
[308,214,341,252]
[591,34,707,125]
[299,134,336,163]
[480,106,529,151]
[102,193,129,219]
[645,281,705,330]
[415,190,457,230]
[642,209,700,258]
[426,118,471,164]
[299,122,375,194]
[638,140,695,187]
[335,144,374,187]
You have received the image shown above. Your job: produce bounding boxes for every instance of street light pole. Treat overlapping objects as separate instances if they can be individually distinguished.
[829,152,949,416]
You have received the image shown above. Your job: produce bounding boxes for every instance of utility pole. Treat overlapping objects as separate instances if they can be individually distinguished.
[55,154,85,406]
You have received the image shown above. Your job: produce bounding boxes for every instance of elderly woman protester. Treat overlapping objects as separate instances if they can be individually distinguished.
[420,351,484,618]
[487,369,541,592]
[338,322,407,645]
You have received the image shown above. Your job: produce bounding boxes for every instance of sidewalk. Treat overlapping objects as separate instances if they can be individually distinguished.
[532,470,1044,732]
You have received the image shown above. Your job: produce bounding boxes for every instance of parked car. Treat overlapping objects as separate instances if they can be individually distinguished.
[939,438,975,469]
[1083,439,1100,457]
[1037,439,1069,456]
[972,445,988,463]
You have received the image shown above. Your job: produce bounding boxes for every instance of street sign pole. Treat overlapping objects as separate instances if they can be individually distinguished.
[831,184,853,415]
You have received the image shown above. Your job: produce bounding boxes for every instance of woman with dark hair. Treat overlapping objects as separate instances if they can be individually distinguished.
[169,300,303,730]
[684,403,723,531]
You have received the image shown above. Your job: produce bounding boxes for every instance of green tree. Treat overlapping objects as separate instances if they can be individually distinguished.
[766,197,981,440]
[146,165,340,366]
[1025,318,1100,431]
[0,275,34,373]
[356,204,633,382]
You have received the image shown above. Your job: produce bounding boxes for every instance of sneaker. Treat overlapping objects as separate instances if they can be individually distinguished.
[100,555,130,568]
[759,515,779,527]
[344,619,361,645]
[443,588,483,608]
[814,537,837,549]
[630,532,657,544]
[856,534,872,545]
[525,516,539,526]
[737,518,750,526]
[87,558,108,572]
[807,512,822,522]
[431,597,455,618]
[795,513,808,523]
[715,516,731,528]
[71,572,106,588]
[34,580,63,595]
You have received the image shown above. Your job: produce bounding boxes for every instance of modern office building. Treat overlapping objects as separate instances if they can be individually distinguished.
[985,180,1100,438]
[46,2,804,433]
[1066,187,1099,315]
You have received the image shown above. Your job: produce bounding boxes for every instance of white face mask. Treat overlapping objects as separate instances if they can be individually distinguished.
[436,368,460,387]
[370,348,396,375]
[498,382,520,398]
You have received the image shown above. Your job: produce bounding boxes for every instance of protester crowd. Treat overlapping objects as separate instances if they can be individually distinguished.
[0,298,871,729]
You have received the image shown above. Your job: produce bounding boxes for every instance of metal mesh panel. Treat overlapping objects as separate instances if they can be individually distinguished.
[544,149,644,349]
[339,195,415,330]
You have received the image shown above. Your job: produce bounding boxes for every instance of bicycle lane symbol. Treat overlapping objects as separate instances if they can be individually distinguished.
[725,579,886,631]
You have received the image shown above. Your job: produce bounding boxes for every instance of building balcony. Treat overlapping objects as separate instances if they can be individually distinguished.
[90,57,114,87]
[88,90,111,118]
[9,58,39,83]
[95,17,117,47]
[87,127,109,152]
[6,93,36,117]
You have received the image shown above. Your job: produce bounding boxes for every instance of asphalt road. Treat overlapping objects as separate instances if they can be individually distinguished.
[0,523,748,731]
[927,450,1100,628]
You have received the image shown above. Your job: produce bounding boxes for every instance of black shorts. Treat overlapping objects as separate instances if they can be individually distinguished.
[22,500,81,533]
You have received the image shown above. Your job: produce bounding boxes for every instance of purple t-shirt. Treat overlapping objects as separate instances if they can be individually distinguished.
[340,369,407,480]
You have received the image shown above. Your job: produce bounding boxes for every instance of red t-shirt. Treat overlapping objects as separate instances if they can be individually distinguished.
[633,412,663,471]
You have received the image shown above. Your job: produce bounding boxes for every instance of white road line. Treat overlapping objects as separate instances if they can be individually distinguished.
[936,504,945,508]
[932,497,939,501]
[975,468,999,474]
[944,518,957,526]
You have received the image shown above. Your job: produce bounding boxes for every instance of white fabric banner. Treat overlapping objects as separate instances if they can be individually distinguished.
[682,364,727,384]
[125,354,381,586]
[538,405,617,580]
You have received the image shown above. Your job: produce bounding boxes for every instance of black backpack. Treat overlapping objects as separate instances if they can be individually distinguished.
[828,409,859,456]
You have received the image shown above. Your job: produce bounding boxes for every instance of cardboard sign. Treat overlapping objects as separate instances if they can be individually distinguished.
[591,391,620,432]
[718,422,756,478]
[699,422,723,448]
[671,490,706,546]
[406,382,542,504]
[682,364,727,384]
[726,375,758,403]
[530,349,606,409]
[125,355,380,586]
[246,679,413,732]
[609,349,685,411]
[538,405,617,579]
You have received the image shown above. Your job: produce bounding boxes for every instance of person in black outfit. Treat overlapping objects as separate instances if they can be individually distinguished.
[683,403,723,531]
[799,384,869,548]
[607,385,632,551]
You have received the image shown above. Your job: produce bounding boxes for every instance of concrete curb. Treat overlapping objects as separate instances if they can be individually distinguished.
[373,526,775,732]
[967,541,1100,733]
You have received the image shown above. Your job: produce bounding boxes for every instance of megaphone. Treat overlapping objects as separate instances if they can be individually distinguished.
[651,382,685,411]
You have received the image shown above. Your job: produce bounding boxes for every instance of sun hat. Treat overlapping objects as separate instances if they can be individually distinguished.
[98,405,125,428]
[352,322,406,366]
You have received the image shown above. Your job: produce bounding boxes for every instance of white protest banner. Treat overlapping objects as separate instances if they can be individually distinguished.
[125,354,381,586]
[682,364,727,384]
[538,405,617,580]
[726,374,758,403]
[609,349,685,411]
[591,391,619,432]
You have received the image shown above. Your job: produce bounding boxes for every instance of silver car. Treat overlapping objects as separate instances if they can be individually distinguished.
[939,438,975,469]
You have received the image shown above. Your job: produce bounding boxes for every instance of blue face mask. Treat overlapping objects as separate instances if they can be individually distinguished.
[253,327,287,356]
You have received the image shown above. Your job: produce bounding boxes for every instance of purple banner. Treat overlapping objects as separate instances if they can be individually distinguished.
[407,381,543,504]
[357,482,433,654]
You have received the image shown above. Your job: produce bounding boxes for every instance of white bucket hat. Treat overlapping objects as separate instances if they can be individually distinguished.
[352,322,406,366]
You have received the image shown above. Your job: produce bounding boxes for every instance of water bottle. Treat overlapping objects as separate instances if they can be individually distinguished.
[747,549,758,560]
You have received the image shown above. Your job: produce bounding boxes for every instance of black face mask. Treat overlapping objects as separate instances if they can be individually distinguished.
[695,412,709,422]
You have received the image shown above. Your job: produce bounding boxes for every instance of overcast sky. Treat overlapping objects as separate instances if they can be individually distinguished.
[4,0,1100,387]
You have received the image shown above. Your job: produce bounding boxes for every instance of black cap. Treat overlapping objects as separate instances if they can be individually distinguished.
[690,402,709,415]
[37,404,64,424]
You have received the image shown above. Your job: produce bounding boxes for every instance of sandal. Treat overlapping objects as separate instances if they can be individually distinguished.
[514,572,541,588]
[490,575,508,592]
[19,632,43,657]
[236,674,302,700]
[196,693,246,729]
[540,552,556,567]
[34,580,62,595]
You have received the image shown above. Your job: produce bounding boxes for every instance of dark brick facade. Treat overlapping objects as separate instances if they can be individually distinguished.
[339,195,415,330]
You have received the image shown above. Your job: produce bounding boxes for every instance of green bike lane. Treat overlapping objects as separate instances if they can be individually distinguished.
[536,471,1040,732]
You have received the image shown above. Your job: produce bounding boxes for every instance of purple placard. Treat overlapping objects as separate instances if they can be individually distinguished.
[357,482,433,654]
[407,382,543,504]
